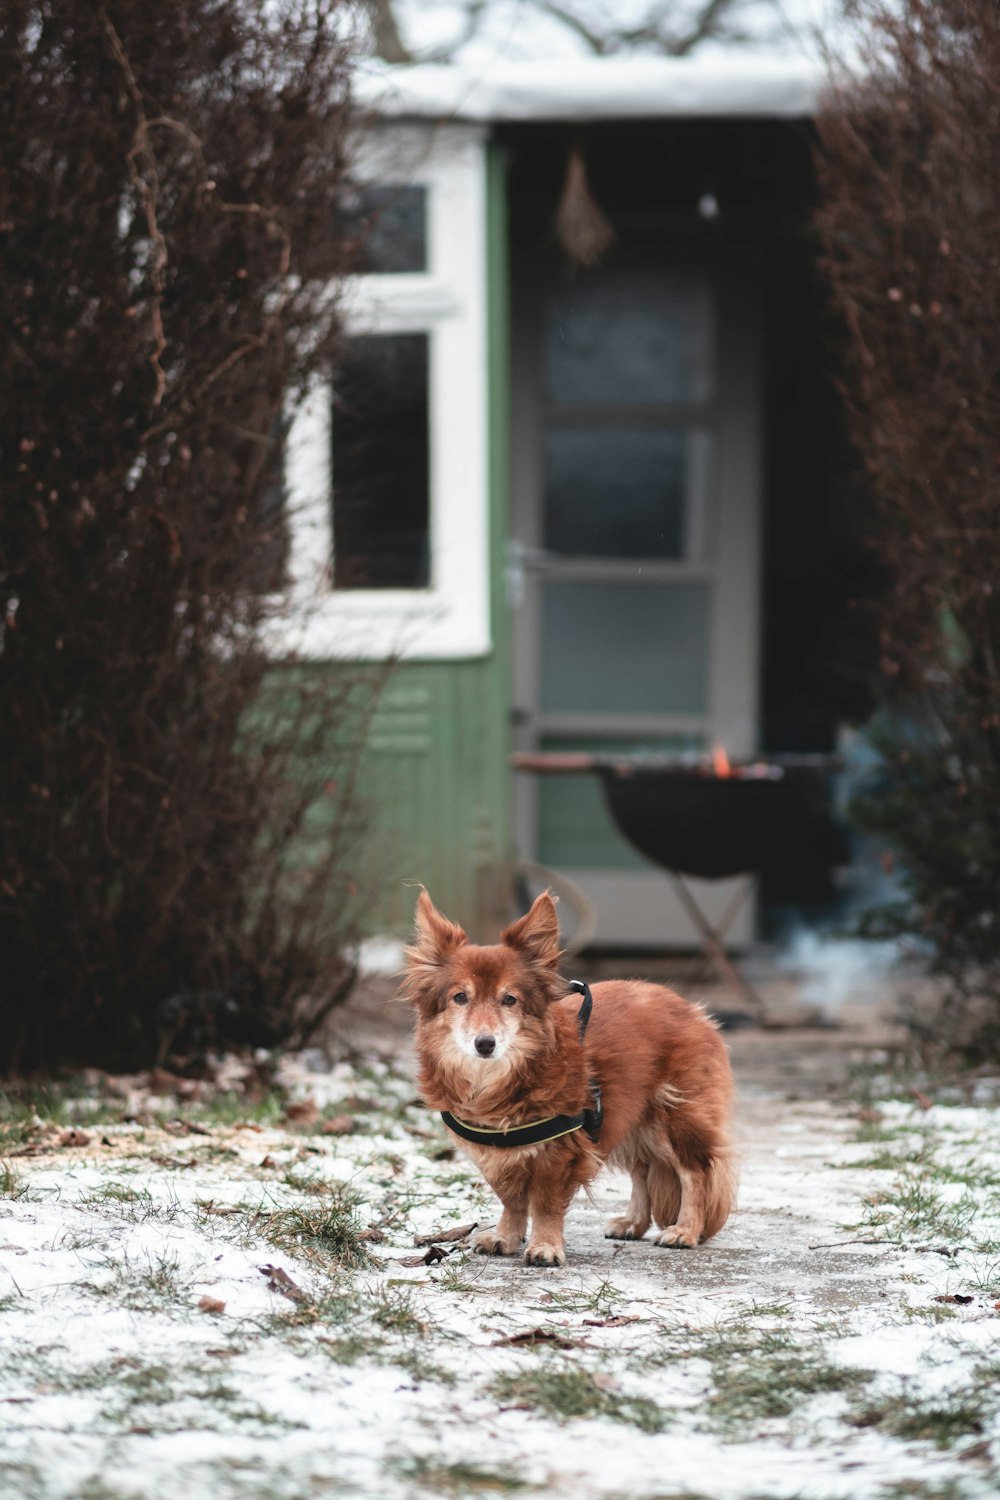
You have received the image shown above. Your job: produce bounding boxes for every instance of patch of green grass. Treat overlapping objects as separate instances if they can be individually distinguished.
[533,1277,624,1318]
[850,1383,988,1449]
[98,1356,299,1434]
[899,1302,958,1323]
[371,1284,424,1335]
[880,1483,976,1500]
[858,1165,979,1244]
[839,1147,906,1171]
[708,1347,871,1428]
[259,1185,372,1270]
[0,1159,30,1199]
[388,1455,528,1494]
[656,1318,872,1437]
[739,1300,792,1320]
[91,1181,153,1205]
[493,1365,666,1432]
[172,1090,287,1129]
[435,1261,482,1294]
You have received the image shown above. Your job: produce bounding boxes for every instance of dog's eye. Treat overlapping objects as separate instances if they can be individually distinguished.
[501,994,518,1008]
[452,991,468,1006]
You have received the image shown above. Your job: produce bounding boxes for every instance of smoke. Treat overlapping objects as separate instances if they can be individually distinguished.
[774,927,905,1014]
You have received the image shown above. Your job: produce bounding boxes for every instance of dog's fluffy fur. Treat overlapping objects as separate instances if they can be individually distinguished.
[401,890,736,1267]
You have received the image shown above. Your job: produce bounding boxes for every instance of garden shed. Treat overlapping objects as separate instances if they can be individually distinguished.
[276,49,873,947]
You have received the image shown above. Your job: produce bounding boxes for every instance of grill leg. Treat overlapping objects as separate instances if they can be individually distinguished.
[666,871,765,1021]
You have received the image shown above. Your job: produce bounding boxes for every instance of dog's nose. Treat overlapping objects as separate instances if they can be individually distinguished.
[475,1034,496,1057]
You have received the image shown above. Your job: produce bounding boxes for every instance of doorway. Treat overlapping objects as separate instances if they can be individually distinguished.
[510,227,763,946]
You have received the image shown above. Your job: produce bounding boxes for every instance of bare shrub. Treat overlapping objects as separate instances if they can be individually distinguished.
[0,1,376,1070]
[816,0,1000,1055]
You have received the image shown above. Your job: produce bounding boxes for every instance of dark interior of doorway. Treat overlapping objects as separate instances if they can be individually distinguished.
[500,119,882,940]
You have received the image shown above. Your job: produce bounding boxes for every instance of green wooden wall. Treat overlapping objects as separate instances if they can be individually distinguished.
[350,140,513,941]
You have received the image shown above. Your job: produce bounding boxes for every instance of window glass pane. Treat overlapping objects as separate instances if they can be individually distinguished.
[546,267,712,406]
[332,333,430,590]
[545,427,711,559]
[540,580,709,716]
[538,735,703,870]
[338,183,427,274]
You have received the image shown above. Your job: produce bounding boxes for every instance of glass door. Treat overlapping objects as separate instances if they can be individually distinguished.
[511,254,762,946]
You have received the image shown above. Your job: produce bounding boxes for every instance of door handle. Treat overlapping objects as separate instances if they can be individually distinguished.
[506,540,555,606]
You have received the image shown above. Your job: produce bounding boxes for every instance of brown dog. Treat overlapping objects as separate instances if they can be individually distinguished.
[401,890,736,1267]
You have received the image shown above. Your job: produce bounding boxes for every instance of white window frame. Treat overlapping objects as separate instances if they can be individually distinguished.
[265,123,491,662]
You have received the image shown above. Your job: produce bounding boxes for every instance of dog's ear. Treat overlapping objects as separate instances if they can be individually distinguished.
[400,891,468,1005]
[501,890,561,970]
[411,889,467,959]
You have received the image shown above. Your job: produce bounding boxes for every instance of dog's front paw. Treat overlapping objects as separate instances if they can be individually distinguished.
[472,1227,522,1256]
[605,1215,649,1241]
[654,1225,699,1248]
[523,1240,566,1267]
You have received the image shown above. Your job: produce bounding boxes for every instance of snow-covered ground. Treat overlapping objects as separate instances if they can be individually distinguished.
[3,1033,1000,1500]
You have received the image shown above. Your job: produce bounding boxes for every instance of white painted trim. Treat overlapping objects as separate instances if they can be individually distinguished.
[264,123,491,662]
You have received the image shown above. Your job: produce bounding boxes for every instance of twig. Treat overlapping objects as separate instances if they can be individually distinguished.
[808,1235,888,1249]
[101,14,169,407]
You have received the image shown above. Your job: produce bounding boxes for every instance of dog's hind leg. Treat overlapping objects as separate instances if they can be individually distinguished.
[605,1165,652,1240]
[652,1159,706,1247]
[649,1130,735,1248]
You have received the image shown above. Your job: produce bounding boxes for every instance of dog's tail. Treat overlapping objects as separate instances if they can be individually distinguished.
[648,1135,738,1243]
[700,1143,739,1241]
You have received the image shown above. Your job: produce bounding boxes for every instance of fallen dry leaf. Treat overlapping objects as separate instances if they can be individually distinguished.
[933,1293,974,1305]
[150,1154,195,1170]
[163,1118,211,1137]
[260,1155,278,1169]
[582,1315,640,1328]
[58,1129,90,1148]
[284,1099,319,1125]
[149,1068,201,1099]
[960,1439,991,1461]
[910,1087,933,1111]
[197,1201,244,1217]
[413,1221,477,1246]
[357,1226,386,1244]
[258,1264,307,1303]
[493,1327,580,1350]
[398,1245,450,1267]
[320,1115,356,1136]
[197,1296,226,1315]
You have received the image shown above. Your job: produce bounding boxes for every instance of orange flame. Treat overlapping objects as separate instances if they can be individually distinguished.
[712,744,732,779]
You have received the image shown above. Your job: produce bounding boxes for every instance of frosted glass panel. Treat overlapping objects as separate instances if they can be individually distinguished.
[538,736,703,871]
[546,268,712,406]
[545,427,712,559]
[540,581,709,716]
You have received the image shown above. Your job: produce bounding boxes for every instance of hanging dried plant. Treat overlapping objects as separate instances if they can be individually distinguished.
[554,145,616,268]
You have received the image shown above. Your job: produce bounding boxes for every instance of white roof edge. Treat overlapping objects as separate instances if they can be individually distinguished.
[354,54,827,124]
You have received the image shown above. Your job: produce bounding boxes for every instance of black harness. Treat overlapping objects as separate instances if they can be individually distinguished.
[440,980,604,1150]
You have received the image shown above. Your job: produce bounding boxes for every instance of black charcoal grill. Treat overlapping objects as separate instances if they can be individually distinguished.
[512,751,843,1017]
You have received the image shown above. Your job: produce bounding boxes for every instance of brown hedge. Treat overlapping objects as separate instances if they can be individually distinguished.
[0,1,374,1070]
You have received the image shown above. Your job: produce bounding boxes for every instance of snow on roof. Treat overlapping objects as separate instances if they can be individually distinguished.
[355,51,828,123]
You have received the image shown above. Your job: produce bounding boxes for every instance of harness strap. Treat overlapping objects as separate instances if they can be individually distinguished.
[568,978,592,1040]
[440,1108,590,1149]
[439,978,604,1149]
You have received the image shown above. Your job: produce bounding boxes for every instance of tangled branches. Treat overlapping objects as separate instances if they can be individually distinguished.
[817,0,1000,1052]
[0,2,373,1069]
